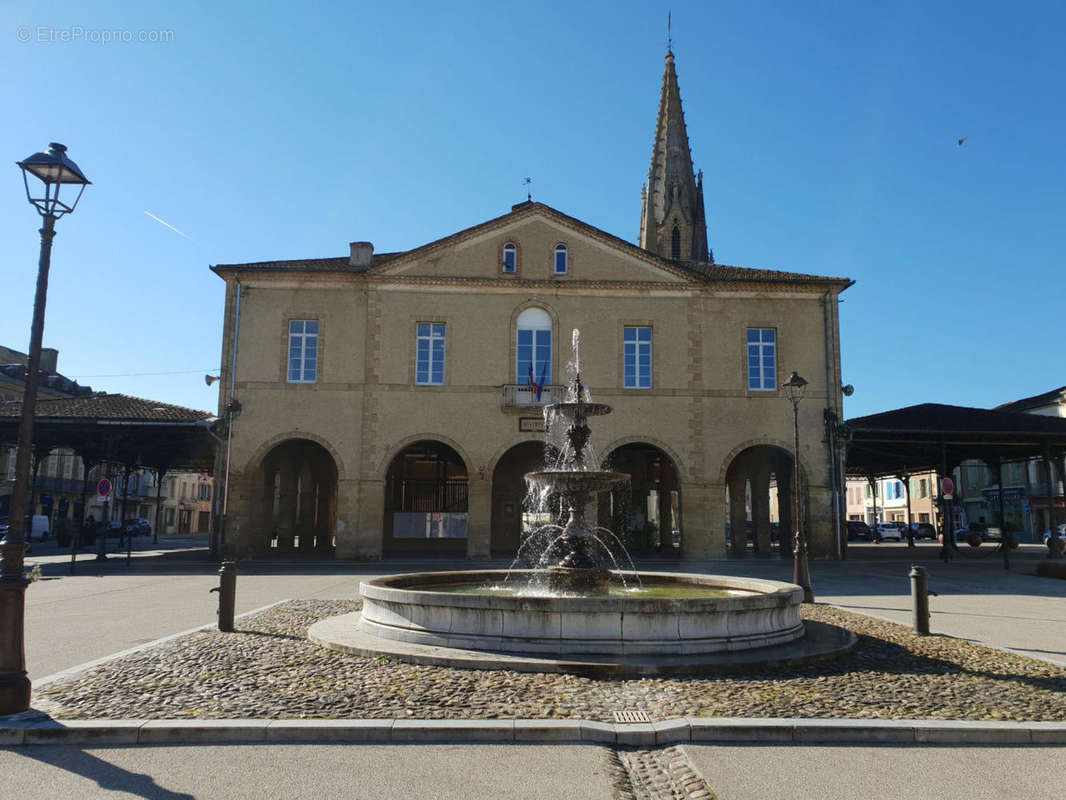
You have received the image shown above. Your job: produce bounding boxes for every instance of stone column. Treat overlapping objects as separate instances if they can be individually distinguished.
[752,466,772,556]
[275,462,298,553]
[807,484,836,558]
[466,477,492,558]
[728,471,748,556]
[297,462,316,553]
[344,478,383,560]
[333,478,361,558]
[681,482,722,559]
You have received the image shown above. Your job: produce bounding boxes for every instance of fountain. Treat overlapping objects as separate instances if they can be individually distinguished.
[309,330,856,674]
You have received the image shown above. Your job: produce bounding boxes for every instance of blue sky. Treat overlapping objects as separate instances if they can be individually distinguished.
[2,0,1063,418]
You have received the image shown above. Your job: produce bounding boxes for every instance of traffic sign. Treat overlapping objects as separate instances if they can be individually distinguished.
[940,477,955,496]
[97,478,112,497]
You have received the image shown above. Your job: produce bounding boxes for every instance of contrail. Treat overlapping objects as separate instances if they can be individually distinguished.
[144,210,191,239]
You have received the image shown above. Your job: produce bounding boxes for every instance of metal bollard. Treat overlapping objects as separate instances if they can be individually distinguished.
[910,564,937,635]
[210,560,237,632]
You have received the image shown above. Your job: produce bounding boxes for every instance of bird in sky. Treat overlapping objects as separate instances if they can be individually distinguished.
[957,137,966,147]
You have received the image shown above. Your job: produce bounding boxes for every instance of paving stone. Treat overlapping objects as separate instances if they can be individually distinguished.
[31,600,1066,729]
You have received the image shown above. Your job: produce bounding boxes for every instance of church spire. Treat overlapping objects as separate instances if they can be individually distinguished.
[640,50,710,263]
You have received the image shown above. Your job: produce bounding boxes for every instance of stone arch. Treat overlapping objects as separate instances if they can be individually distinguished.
[716,436,807,486]
[602,435,689,484]
[484,435,551,479]
[489,440,548,558]
[375,433,473,481]
[600,441,684,557]
[244,430,347,481]
[722,443,800,557]
[253,437,339,557]
[382,439,469,557]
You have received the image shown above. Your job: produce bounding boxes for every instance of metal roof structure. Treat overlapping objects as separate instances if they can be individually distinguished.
[0,393,218,473]
[844,403,1066,477]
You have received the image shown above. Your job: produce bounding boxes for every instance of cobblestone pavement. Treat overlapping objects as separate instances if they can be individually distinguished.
[608,746,716,800]
[35,599,1066,722]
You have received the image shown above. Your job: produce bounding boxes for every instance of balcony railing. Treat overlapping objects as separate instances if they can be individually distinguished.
[501,383,565,410]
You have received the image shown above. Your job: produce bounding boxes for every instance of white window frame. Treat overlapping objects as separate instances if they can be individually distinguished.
[416,323,446,386]
[623,326,653,389]
[554,244,568,275]
[746,328,777,391]
[287,320,319,383]
[502,242,517,274]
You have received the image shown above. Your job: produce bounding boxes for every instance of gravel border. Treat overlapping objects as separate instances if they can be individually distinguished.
[30,599,1066,724]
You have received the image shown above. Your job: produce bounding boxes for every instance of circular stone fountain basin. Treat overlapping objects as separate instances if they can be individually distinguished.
[523,470,629,493]
[357,570,804,657]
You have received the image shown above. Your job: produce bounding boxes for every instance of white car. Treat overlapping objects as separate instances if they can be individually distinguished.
[875,523,903,541]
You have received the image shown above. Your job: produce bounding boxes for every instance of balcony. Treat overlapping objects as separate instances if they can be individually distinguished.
[501,384,564,411]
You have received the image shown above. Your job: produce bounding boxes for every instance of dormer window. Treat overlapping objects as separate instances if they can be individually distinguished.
[502,242,517,273]
[554,244,568,275]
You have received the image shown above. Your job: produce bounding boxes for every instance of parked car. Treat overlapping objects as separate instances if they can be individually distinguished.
[123,518,151,537]
[903,522,937,540]
[875,522,903,542]
[0,515,49,541]
[846,520,872,541]
[1042,524,1066,546]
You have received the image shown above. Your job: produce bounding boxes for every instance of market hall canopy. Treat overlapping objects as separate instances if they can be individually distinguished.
[0,393,217,473]
[844,403,1066,478]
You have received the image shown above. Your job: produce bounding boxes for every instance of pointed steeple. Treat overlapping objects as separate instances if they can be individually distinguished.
[640,50,711,263]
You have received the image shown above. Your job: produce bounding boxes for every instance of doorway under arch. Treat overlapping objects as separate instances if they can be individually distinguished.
[383,440,468,557]
[257,438,338,557]
[490,440,552,558]
[724,444,797,557]
[600,443,682,557]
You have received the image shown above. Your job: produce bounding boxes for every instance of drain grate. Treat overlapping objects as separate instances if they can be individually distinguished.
[613,709,651,724]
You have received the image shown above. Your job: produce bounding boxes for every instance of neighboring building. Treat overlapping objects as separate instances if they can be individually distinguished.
[953,386,1066,541]
[1,345,214,538]
[211,50,853,561]
[0,346,93,530]
[845,473,939,527]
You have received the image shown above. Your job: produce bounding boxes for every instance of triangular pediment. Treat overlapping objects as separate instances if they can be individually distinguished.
[367,203,698,285]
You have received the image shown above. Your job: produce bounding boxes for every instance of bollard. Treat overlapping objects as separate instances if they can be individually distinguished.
[210,560,237,632]
[910,564,935,635]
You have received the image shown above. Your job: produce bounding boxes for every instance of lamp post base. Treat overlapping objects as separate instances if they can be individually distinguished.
[0,579,31,715]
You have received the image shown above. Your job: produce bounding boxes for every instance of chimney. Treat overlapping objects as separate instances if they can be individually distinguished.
[39,348,58,374]
[349,241,374,268]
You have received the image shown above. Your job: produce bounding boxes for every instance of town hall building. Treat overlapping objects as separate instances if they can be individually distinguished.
[211,51,853,561]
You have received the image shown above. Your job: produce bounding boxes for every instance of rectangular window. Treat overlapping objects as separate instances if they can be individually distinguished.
[517,328,552,386]
[623,327,652,388]
[746,328,776,390]
[287,320,319,383]
[416,323,446,385]
[919,478,928,498]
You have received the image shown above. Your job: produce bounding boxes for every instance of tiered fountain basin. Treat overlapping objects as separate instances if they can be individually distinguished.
[356,571,802,657]
[309,569,858,676]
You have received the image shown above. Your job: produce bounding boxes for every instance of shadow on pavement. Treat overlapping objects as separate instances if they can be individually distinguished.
[11,745,195,799]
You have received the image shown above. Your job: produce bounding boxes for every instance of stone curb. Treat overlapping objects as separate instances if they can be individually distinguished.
[1,718,1064,746]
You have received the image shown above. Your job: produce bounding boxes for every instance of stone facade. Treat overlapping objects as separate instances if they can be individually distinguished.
[211,52,851,561]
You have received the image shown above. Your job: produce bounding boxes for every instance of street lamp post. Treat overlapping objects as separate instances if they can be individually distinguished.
[0,143,89,715]
[784,370,815,603]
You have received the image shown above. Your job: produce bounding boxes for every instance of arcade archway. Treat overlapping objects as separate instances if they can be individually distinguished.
[257,438,338,557]
[600,443,681,556]
[490,441,549,557]
[724,444,796,556]
[383,440,468,557]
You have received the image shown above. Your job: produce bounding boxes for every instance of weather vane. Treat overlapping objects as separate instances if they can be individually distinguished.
[667,11,672,53]
[523,176,532,202]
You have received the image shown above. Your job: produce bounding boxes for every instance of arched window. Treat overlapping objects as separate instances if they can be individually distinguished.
[554,243,568,275]
[502,242,517,273]
[516,307,552,389]
[671,225,681,260]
